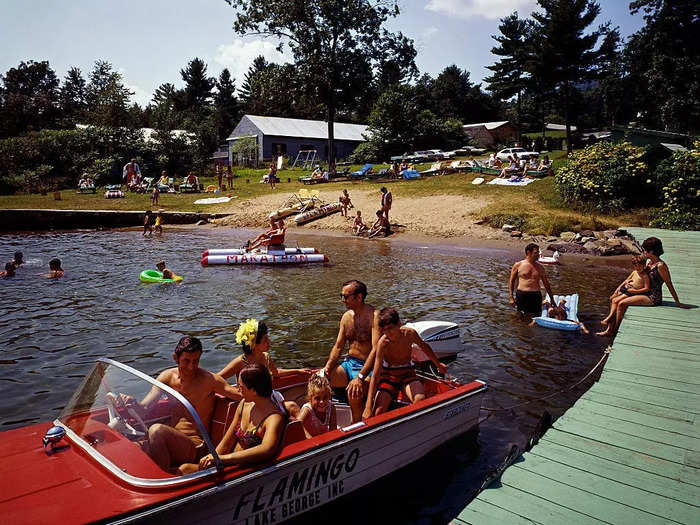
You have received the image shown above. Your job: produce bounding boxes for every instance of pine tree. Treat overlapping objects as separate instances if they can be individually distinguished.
[214,68,240,140]
[59,67,87,127]
[180,58,215,111]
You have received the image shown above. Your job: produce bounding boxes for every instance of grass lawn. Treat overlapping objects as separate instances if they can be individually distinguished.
[0,152,652,235]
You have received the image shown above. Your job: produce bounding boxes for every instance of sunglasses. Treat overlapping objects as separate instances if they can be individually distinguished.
[340,292,357,299]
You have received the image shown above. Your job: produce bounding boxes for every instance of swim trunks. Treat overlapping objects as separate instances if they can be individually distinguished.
[378,365,421,400]
[516,290,542,315]
[339,356,371,381]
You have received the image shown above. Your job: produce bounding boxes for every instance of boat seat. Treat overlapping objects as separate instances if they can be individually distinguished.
[210,395,240,446]
[281,419,306,448]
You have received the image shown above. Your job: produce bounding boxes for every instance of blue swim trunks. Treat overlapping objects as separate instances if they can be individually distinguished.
[340,356,371,381]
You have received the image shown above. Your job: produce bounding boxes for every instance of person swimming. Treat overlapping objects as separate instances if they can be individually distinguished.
[49,258,64,278]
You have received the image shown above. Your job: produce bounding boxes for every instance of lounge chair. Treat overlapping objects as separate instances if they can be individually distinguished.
[180,176,200,193]
[78,183,96,194]
[104,184,124,199]
[420,162,442,176]
[350,164,373,179]
[365,168,389,180]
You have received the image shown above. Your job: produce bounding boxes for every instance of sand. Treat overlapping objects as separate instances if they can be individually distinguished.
[212,188,505,240]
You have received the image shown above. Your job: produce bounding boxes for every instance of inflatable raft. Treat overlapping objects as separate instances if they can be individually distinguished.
[201,248,328,266]
[533,293,580,331]
[294,202,342,225]
[539,251,560,265]
[202,247,317,257]
[139,269,183,283]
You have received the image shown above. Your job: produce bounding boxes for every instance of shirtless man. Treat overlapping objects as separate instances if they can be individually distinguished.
[365,307,446,417]
[321,280,379,423]
[380,187,392,222]
[509,243,555,316]
[125,336,239,473]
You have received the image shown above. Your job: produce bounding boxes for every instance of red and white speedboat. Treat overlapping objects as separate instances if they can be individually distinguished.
[0,359,485,524]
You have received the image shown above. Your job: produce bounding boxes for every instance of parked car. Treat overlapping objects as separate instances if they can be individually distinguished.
[428,149,456,159]
[496,147,539,162]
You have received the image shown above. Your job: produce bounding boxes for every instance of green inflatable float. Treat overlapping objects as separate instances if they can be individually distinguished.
[139,269,183,283]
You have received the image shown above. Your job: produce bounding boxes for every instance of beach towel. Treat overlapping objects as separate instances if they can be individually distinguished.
[487,177,536,186]
[533,294,581,331]
[194,196,233,205]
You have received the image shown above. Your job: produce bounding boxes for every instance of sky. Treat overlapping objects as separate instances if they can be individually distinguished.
[0,1,645,108]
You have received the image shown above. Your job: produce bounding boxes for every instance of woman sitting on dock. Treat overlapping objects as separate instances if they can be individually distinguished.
[183,364,287,472]
[597,237,690,337]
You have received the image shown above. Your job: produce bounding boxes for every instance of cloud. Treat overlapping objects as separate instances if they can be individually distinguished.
[213,38,293,85]
[425,0,536,20]
[422,26,439,40]
[125,83,151,107]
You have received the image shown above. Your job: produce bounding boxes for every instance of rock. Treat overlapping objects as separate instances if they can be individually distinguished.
[574,233,583,242]
[616,227,629,237]
[580,236,594,244]
[473,219,487,225]
[606,239,622,247]
[560,231,576,241]
[583,241,601,254]
[510,230,522,237]
[547,242,589,254]
[593,231,607,240]
[547,237,558,242]
[620,239,642,254]
[581,229,594,237]
[502,224,517,232]
[604,229,618,239]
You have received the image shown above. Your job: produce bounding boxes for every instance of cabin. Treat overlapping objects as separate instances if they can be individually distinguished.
[462,121,519,148]
[226,115,368,166]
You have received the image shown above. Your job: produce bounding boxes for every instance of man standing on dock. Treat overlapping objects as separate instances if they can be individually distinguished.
[509,243,555,317]
[322,280,379,423]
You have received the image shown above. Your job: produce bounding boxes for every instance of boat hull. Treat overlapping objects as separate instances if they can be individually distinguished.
[201,253,328,265]
[114,382,485,524]
[294,203,343,225]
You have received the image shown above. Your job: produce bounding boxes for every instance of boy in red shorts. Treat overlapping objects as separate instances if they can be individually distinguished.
[364,307,447,418]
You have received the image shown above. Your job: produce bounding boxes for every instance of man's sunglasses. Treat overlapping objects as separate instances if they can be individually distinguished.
[340,292,358,299]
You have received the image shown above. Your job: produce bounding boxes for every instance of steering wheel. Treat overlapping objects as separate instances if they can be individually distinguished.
[105,392,148,440]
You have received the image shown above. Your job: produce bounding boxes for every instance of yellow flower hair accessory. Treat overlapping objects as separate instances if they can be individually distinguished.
[236,318,259,347]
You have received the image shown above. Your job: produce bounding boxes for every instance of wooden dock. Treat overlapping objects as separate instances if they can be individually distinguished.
[456,227,700,525]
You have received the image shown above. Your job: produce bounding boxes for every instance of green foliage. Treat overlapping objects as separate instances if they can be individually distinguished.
[486,213,528,230]
[555,141,650,212]
[649,144,700,230]
[84,60,133,128]
[349,141,382,163]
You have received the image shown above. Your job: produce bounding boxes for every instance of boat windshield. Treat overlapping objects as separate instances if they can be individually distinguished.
[57,359,218,487]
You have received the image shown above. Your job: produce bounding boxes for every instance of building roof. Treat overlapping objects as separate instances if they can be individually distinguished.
[463,121,511,130]
[228,115,368,142]
[546,123,577,131]
[659,143,688,152]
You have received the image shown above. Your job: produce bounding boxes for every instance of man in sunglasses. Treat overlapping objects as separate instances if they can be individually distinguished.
[321,279,379,423]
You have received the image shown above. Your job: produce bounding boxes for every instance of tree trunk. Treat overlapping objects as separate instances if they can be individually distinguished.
[327,104,336,172]
[516,91,522,143]
[564,84,572,154]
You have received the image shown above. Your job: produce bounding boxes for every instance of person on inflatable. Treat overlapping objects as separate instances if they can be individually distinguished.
[249,219,286,251]
[528,298,589,334]
[247,217,277,250]
[156,260,174,280]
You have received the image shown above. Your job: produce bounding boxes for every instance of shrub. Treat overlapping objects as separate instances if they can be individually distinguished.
[349,141,382,164]
[649,144,700,230]
[555,141,650,213]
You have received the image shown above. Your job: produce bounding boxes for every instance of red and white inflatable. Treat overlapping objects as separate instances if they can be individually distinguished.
[201,251,328,266]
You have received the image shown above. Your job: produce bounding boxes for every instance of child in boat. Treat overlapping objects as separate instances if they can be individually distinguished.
[352,211,368,236]
[156,260,174,280]
[143,210,153,236]
[1,262,15,277]
[600,256,650,328]
[365,308,447,418]
[154,211,164,234]
[49,258,64,278]
[299,374,337,437]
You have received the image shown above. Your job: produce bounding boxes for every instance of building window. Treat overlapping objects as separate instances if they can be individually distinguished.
[271,143,287,155]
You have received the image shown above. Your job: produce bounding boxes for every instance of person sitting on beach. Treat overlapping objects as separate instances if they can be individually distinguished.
[369,210,391,238]
[522,157,539,176]
[119,336,240,474]
[156,260,174,280]
[339,189,353,218]
[1,262,15,278]
[299,373,337,438]
[364,307,447,418]
[509,243,555,317]
[352,211,368,236]
[78,176,87,188]
[183,364,287,473]
[159,171,170,188]
[11,251,24,269]
[48,258,64,278]
[500,157,519,177]
[311,165,324,180]
[537,155,551,172]
[143,210,154,236]
[392,162,400,177]
[185,172,198,187]
[399,160,408,172]
[322,280,379,423]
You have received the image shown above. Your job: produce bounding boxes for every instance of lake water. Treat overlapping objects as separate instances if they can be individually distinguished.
[0,228,626,523]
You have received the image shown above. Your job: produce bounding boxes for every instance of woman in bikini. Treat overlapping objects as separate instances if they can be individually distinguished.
[597,237,690,337]
[190,364,287,471]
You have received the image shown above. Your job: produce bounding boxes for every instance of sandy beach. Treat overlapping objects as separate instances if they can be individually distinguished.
[213,188,507,239]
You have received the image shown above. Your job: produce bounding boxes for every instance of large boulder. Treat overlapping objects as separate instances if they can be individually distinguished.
[560,231,576,241]
[547,242,589,254]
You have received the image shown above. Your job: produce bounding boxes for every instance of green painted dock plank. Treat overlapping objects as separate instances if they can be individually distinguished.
[463,228,700,523]
[531,440,700,506]
[517,453,699,523]
[542,429,700,487]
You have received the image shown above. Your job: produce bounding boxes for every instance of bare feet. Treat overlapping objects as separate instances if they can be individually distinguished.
[596,329,612,337]
[600,318,610,326]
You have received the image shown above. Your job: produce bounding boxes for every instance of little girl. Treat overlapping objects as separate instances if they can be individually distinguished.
[601,255,650,327]
[299,374,336,438]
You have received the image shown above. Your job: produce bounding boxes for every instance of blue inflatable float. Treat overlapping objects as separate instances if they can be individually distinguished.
[533,294,581,331]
